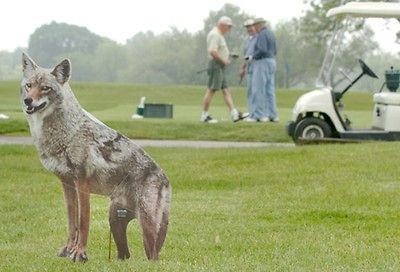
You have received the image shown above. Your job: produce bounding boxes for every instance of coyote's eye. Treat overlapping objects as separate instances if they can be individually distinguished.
[25,83,31,90]
[41,86,52,92]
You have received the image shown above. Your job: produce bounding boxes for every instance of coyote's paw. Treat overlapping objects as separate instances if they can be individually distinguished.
[58,246,72,258]
[69,246,88,262]
[117,250,131,260]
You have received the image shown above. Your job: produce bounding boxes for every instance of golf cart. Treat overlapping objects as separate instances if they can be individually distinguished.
[287,2,400,143]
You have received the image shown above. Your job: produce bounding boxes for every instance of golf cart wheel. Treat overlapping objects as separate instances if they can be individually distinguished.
[293,117,332,142]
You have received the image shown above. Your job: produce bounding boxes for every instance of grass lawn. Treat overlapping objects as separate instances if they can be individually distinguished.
[1,143,400,271]
[0,81,375,142]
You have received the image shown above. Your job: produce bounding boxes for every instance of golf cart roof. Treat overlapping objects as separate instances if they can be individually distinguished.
[327,2,400,19]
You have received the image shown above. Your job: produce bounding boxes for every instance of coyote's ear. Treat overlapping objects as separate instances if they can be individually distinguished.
[22,53,38,77]
[51,59,71,85]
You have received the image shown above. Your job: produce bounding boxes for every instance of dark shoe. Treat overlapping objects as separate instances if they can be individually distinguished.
[233,112,249,122]
[201,115,218,123]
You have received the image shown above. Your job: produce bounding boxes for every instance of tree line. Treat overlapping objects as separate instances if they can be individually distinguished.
[0,1,399,90]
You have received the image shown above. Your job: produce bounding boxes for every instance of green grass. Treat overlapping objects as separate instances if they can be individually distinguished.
[0,81,375,142]
[1,143,400,270]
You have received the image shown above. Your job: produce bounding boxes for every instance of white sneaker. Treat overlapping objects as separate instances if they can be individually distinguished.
[270,117,279,122]
[259,117,270,123]
[200,115,218,123]
[131,114,144,119]
[244,117,257,122]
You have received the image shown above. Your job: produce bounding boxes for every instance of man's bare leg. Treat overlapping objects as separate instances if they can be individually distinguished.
[201,89,218,123]
[222,88,248,122]
[222,88,235,111]
[202,89,215,112]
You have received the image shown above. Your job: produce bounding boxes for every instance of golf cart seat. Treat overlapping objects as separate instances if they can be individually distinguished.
[373,92,400,105]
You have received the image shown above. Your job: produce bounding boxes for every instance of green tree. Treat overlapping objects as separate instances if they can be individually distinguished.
[91,41,128,82]
[123,31,173,84]
[154,28,199,85]
[0,48,24,80]
[28,21,104,67]
[275,19,322,88]
[0,51,15,80]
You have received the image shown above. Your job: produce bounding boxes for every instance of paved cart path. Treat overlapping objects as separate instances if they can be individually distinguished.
[0,136,294,148]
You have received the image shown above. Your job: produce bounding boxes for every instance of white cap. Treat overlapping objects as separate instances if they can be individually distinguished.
[218,16,233,26]
[243,19,255,27]
[254,17,266,24]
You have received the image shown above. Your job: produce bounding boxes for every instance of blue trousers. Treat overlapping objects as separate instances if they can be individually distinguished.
[246,70,256,119]
[251,58,278,120]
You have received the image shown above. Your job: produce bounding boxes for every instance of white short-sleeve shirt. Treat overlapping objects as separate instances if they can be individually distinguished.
[207,27,230,62]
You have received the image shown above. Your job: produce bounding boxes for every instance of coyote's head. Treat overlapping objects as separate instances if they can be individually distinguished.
[21,53,71,116]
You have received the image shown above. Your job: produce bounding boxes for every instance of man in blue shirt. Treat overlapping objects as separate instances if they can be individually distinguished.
[240,19,258,122]
[247,18,278,122]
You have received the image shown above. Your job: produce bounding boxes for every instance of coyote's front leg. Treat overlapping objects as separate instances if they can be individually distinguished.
[69,179,91,262]
[58,179,78,258]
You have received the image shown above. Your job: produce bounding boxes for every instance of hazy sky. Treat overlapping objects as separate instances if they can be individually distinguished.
[2,0,399,53]
[1,0,305,51]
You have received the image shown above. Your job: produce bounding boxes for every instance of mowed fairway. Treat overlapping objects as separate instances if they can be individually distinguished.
[0,81,374,142]
[1,143,400,271]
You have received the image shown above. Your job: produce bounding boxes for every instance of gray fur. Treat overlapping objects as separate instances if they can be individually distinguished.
[51,59,71,85]
[22,53,38,78]
[21,54,171,261]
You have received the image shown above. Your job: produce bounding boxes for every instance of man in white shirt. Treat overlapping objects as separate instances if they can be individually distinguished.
[200,16,248,123]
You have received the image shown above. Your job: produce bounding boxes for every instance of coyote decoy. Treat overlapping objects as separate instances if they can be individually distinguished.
[20,53,171,262]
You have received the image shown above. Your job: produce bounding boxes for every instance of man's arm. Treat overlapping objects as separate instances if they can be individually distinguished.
[209,50,230,66]
[269,31,277,57]
[240,62,247,72]
[239,62,247,84]
[251,32,268,60]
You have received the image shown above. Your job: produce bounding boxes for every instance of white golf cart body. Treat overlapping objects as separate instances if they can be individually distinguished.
[372,92,400,131]
[291,87,344,131]
[288,2,400,142]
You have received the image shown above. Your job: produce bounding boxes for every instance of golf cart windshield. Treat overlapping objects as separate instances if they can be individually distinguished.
[316,2,400,90]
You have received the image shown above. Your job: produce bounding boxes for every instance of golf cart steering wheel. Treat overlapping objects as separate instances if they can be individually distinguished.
[335,59,379,101]
[359,59,378,79]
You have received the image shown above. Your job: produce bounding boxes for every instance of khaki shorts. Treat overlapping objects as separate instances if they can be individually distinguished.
[207,60,227,91]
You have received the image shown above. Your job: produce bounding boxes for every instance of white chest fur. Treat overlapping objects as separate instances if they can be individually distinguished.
[40,155,70,175]
[27,111,71,176]
[28,114,43,141]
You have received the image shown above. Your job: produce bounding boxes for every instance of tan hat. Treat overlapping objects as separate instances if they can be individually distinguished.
[243,19,255,27]
[218,16,233,26]
[254,17,266,24]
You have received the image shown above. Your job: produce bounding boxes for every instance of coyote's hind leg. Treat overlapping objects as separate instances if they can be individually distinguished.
[109,201,135,260]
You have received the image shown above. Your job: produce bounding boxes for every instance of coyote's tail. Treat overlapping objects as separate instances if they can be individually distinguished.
[138,181,171,260]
